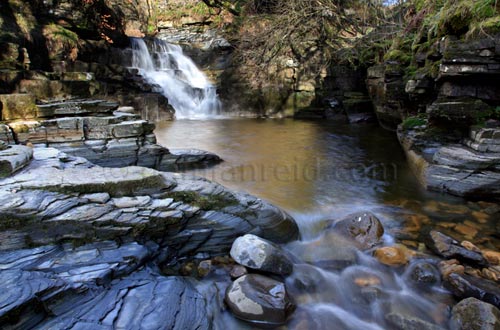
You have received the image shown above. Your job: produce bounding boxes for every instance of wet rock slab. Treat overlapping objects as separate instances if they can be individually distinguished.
[0,147,299,252]
[398,129,500,199]
[0,241,209,329]
[0,146,300,328]
[225,274,295,326]
[445,273,500,309]
[424,230,488,267]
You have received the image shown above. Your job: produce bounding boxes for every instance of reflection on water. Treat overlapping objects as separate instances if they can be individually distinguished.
[155,119,499,330]
[155,119,467,234]
[156,119,444,211]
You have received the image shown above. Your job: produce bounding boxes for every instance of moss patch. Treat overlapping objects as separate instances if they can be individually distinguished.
[402,115,427,130]
[166,191,239,211]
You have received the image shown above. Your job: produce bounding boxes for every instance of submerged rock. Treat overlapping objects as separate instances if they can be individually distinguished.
[385,313,446,330]
[230,234,293,276]
[445,273,500,309]
[225,274,295,326]
[450,297,500,330]
[374,245,410,266]
[424,230,488,267]
[290,231,358,270]
[165,148,223,170]
[326,212,384,250]
[405,261,441,290]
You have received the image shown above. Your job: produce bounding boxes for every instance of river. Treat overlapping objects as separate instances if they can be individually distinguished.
[155,118,499,329]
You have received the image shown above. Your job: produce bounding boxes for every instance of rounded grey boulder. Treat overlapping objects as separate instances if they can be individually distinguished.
[225,274,295,326]
[327,212,384,250]
[230,234,293,276]
[450,297,500,330]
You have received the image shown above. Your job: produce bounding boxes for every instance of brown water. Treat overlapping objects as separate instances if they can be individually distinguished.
[156,119,443,208]
[155,118,499,329]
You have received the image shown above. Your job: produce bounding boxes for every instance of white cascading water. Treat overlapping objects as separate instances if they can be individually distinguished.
[129,38,221,119]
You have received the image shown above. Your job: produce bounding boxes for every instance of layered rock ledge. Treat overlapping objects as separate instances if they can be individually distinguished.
[0,146,299,329]
[398,127,500,199]
[0,98,221,171]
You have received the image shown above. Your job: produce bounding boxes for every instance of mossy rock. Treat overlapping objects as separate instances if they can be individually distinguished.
[427,98,494,126]
[166,190,238,211]
[402,115,428,130]
[0,93,38,121]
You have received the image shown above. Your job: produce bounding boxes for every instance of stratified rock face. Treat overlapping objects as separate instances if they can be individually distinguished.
[230,234,293,276]
[0,94,38,121]
[327,212,384,250]
[1,99,220,171]
[366,64,409,130]
[398,128,500,199]
[425,230,488,267]
[0,242,209,330]
[0,147,299,254]
[0,145,299,328]
[450,297,500,330]
[225,274,294,326]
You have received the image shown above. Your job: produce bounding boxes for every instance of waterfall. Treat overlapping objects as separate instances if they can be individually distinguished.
[129,38,221,119]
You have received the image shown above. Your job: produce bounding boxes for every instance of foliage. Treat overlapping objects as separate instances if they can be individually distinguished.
[402,114,427,130]
[224,0,403,86]
[407,0,500,39]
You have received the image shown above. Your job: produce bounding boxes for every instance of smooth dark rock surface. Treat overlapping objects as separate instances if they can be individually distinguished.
[424,230,488,267]
[225,274,295,326]
[445,273,500,309]
[230,234,293,276]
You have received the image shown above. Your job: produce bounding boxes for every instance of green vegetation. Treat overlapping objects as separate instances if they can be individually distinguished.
[402,115,427,130]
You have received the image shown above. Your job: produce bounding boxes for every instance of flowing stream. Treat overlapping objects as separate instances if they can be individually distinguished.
[129,38,221,119]
[156,119,499,329]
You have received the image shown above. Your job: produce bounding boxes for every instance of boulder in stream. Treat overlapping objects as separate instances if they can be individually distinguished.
[225,274,295,326]
[230,234,293,276]
[450,297,500,330]
[326,212,384,250]
[405,261,441,290]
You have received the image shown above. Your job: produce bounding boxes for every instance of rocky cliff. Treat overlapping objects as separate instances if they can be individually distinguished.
[365,0,500,199]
